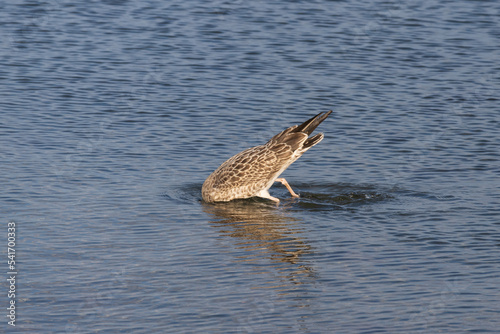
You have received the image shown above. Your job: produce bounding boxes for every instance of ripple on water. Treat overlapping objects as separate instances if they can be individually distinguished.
[175,181,395,211]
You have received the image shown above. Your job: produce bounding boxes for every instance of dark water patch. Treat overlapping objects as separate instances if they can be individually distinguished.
[161,182,202,204]
[174,182,395,211]
[288,182,394,211]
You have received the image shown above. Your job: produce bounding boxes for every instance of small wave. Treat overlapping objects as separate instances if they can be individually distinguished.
[289,182,394,211]
[167,182,394,211]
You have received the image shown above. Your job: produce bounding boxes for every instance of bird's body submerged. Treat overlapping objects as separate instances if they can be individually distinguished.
[202,111,332,203]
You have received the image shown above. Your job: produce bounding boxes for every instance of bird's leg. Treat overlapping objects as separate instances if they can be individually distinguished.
[269,196,280,204]
[256,189,280,203]
[275,178,300,198]
[263,194,281,206]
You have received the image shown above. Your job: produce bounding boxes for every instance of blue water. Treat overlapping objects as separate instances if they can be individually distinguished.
[2,0,499,333]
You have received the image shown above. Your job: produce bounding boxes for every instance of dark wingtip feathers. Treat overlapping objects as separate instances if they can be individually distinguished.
[303,133,324,149]
[294,110,333,136]
[267,110,332,148]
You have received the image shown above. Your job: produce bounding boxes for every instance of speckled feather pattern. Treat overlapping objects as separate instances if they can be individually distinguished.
[202,111,332,202]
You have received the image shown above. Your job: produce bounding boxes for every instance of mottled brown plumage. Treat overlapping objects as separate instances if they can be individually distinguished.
[202,111,332,203]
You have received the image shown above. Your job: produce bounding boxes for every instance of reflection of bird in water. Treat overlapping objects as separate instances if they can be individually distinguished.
[202,111,333,203]
[202,201,315,286]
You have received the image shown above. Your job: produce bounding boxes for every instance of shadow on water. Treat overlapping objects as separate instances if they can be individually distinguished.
[201,200,316,290]
[291,182,394,211]
[162,182,402,294]
[177,182,393,291]
[174,182,394,211]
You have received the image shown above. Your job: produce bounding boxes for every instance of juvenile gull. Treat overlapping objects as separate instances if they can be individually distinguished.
[202,111,332,203]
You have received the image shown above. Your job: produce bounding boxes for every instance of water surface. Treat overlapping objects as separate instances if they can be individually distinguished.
[1,0,499,333]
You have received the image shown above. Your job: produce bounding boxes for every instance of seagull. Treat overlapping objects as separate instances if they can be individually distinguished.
[202,110,333,203]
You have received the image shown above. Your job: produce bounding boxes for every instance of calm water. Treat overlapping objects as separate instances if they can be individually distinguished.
[2,0,499,333]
